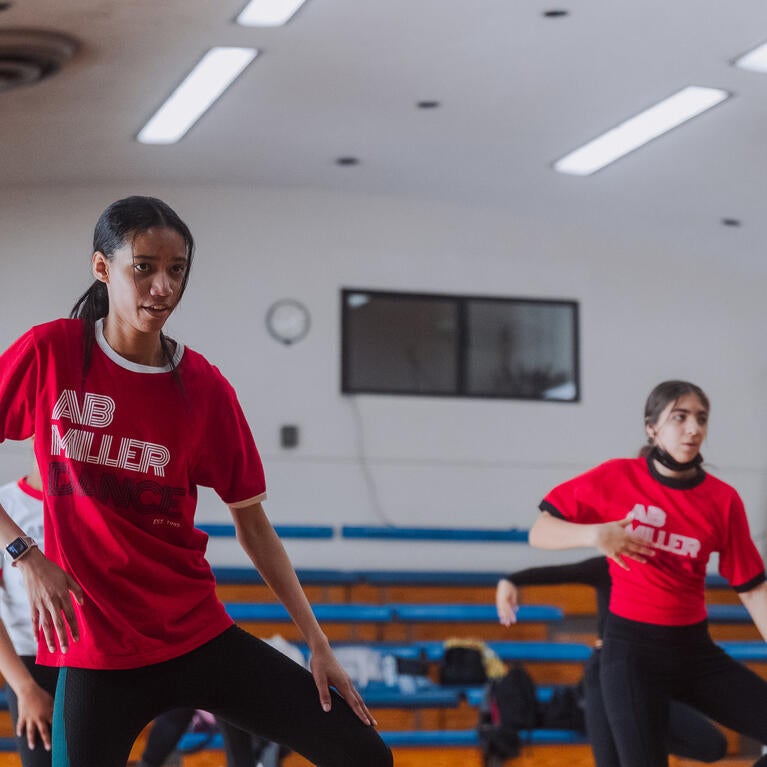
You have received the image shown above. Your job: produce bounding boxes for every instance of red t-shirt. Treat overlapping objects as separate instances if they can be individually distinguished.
[541,457,765,626]
[0,319,267,669]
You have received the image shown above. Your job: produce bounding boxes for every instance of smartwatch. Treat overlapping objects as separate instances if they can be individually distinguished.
[6,536,38,566]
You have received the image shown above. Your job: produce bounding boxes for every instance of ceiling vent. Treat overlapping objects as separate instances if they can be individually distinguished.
[0,29,78,93]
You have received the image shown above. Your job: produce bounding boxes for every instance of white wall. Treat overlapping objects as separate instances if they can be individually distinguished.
[2,183,766,571]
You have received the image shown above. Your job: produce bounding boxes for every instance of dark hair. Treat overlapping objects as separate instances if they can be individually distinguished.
[70,196,195,378]
[639,380,710,457]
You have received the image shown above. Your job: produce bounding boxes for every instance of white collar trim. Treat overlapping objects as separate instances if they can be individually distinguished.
[95,318,184,374]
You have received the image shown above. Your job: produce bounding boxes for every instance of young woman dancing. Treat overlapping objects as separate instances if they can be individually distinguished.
[528,380,767,767]
[0,196,392,767]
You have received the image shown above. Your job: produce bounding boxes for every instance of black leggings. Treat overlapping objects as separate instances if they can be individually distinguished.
[600,612,767,767]
[52,625,392,767]
[141,708,286,767]
[140,708,194,767]
[5,656,59,767]
[219,718,289,767]
[583,648,725,767]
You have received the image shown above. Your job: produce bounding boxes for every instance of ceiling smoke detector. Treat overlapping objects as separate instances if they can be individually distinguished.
[0,29,78,93]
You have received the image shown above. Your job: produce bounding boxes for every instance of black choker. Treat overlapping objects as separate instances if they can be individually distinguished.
[650,446,703,472]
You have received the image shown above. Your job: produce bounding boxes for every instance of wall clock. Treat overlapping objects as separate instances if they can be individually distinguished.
[265,299,311,345]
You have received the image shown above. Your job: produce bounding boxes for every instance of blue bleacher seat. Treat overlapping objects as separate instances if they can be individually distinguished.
[707,604,750,623]
[361,683,460,708]
[213,567,361,585]
[361,570,504,586]
[486,640,592,662]
[254,639,592,667]
[381,729,479,747]
[176,728,584,752]
[380,728,585,747]
[213,566,736,591]
[407,640,590,663]
[0,725,594,754]
[719,641,767,660]
[224,602,561,625]
[390,604,562,623]
[342,525,528,542]
[199,524,334,539]
[178,732,224,752]
[224,603,393,623]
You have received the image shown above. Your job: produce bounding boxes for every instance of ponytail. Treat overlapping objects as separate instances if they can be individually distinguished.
[71,280,109,323]
[70,280,109,386]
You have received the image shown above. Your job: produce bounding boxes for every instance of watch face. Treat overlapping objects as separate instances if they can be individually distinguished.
[266,299,310,345]
[6,538,28,559]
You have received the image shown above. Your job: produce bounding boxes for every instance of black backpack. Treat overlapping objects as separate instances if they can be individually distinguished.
[492,664,539,730]
[540,682,586,733]
[478,664,539,764]
[439,646,487,685]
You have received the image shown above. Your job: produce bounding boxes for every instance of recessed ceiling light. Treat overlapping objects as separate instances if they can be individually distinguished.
[137,47,257,145]
[417,100,441,109]
[553,86,730,176]
[721,218,742,227]
[237,0,308,27]
[335,157,360,167]
[734,42,767,74]
[543,10,569,17]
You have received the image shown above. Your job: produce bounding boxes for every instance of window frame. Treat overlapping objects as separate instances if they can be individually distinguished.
[340,287,581,402]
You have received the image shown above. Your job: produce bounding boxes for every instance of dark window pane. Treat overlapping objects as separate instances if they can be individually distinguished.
[465,301,577,400]
[343,292,458,394]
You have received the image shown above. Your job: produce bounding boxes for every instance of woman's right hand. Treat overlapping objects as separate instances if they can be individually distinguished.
[496,578,519,626]
[16,680,54,751]
[594,517,655,570]
[17,549,83,653]
[309,641,377,727]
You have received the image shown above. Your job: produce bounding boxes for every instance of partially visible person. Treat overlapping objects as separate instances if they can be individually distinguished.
[0,454,58,766]
[496,556,727,766]
[135,709,289,767]
[134,708,195,767]
[219,720,288,767]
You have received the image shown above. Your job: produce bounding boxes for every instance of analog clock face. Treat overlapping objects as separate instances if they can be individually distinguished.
[265,299,310,345]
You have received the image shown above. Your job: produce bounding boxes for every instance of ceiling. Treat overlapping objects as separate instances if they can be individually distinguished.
[1,0,765,263]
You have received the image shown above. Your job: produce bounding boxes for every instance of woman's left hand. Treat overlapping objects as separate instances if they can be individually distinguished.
[309,643,377,727]
[496,578,519,626]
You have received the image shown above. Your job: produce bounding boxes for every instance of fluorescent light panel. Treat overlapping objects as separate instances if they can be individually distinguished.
[237,0,308,27]
[735,42,767,73]
[554,86,729,176]
[137,47,258,145]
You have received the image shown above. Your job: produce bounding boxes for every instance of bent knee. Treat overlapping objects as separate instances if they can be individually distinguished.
[373,741,393,767]
[343,733,392,767]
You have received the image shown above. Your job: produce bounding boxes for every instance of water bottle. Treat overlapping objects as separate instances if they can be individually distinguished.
[382,654,398,687]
